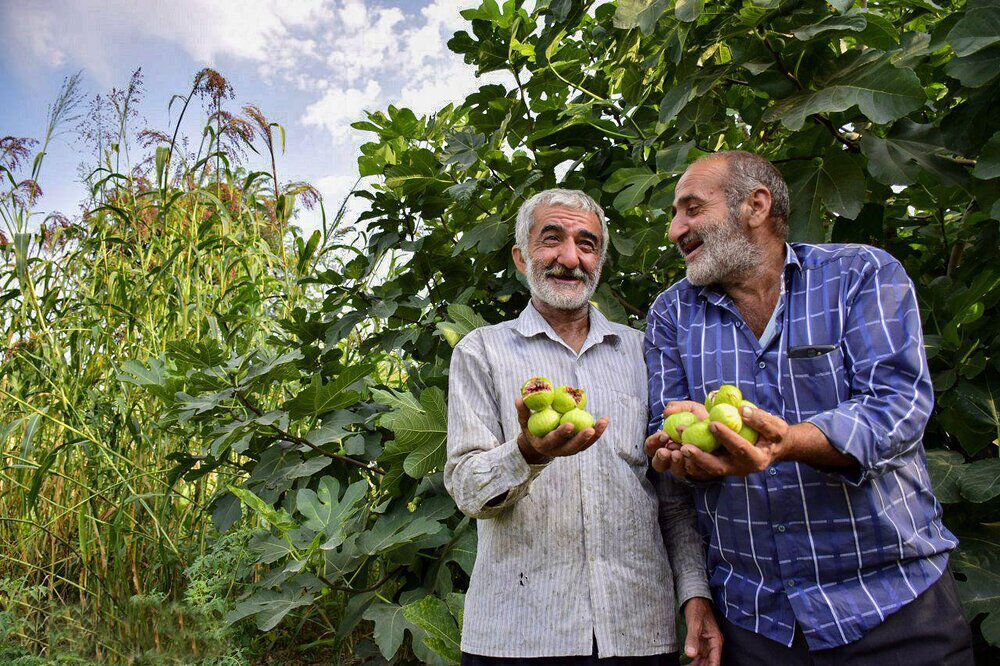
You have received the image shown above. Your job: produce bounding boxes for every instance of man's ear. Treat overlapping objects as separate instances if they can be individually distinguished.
[512,245,527,274]
[746,186,772,230]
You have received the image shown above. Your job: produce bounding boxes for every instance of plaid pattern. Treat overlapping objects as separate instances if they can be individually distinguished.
[644,243,957,650]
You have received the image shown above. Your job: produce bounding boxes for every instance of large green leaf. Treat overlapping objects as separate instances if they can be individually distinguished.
[452,215,510,256]
[861,121,970,188]
[602,167,664,211]
[782,152,865,241]
[958,459,1000,503]
[379,387,449,479]
[357,502,444,555]
[946,45,1000,87]
[763,57,925,130]
[362,601,409,660]
[948,8,1000,57]
[656,80,694,133]
[613,0,670,33]
[791,12,867,41]
[925,449,966,504]
[973,132,1000,179]
[225,585,314,631]
[674,0,704,23]
[402,594,463,665]
[283,364,371,418]
[295,476,369,549]
[951,527,1000,645]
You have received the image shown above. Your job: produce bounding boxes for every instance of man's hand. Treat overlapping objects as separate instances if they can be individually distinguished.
[515,396,608,464]
[683,405,790,477]
[683,596,722,666]
[648,405,790,480]
[644,400,710,476]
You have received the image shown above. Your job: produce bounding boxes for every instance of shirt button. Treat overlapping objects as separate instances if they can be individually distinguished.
[776,524,786,533]
[758,361,766,369]
[768,467,777,476]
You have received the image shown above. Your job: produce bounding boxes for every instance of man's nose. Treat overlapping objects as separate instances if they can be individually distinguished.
[555,239,580,269]
[668,217,687,244]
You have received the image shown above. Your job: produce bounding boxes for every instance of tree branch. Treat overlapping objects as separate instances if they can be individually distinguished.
[236,391,384,475]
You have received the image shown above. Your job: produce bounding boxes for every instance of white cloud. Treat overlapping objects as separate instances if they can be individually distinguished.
[1,0,331,85]
[301,79,381,141]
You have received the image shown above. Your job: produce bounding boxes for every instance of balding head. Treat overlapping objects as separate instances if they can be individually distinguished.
[696,151,790,239]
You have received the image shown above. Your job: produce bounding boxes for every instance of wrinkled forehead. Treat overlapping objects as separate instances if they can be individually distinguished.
[530,203,602,238]
[674,158,729,204]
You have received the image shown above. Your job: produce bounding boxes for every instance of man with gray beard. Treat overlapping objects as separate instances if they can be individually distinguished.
[445,189,721,665]
[643,152,971,664]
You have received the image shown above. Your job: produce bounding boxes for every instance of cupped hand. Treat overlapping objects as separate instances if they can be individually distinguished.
[515,396,608,464]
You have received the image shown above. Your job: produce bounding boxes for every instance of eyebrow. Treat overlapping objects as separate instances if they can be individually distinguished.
[671,194,707,215]
[538,223,599,244]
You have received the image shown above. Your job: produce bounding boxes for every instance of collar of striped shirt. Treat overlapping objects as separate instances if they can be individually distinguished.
[513,299,621,354]
[644,242,956,650]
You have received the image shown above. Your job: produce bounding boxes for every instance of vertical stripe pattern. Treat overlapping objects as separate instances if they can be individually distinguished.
[445,303,710,658]
[643,242,956,650]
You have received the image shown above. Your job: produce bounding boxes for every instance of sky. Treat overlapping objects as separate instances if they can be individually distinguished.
[0,0,514,234]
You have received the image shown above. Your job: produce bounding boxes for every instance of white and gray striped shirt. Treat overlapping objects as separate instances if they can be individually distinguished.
[445,302,710,658]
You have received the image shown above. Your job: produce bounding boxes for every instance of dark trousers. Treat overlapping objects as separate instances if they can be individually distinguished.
[719,570,974,665]
[461,635,679,666]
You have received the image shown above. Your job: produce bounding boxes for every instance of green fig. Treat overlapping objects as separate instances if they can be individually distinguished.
[682,420,719,453]
[521,377,554,411]
[663,411,699,442]
[559,408,595,433]
[738,424,759,444]
[709,403,742,433]
[552,385,586,413]
[715,384,743,409]
[528,408,561,437]
[704,390,718,412]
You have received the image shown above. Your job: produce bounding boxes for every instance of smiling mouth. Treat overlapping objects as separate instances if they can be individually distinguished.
[548,275,581,286]
[678,237,704,259]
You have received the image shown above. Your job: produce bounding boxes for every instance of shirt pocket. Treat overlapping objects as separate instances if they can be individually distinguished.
[606,389,649,467]
[785,346,847,416]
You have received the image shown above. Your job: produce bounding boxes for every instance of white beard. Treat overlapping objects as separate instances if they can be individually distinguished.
[525,254,600,310]
[683,211,762,286]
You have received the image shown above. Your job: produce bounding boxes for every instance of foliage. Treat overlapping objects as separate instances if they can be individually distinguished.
[0,69,337,662]
[4,0,1000,663]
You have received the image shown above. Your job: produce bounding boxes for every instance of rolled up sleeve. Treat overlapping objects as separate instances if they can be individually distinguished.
[805,259,934,485]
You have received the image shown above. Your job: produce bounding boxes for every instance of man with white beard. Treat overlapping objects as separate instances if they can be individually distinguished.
[445,189,722,665]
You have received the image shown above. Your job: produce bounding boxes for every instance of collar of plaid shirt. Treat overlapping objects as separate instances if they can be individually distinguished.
[644,242,957,650]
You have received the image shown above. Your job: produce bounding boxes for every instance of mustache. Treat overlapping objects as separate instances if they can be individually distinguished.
[544,265,591,281]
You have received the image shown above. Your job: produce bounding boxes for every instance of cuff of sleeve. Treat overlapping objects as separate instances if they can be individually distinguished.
[480,438,549,499]
[804,413,867,487]
[675,572,712,609]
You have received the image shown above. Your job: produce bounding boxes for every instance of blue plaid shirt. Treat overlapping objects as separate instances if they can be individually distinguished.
[644,243,957,650]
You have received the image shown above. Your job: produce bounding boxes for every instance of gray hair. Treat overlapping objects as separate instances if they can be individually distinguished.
[515,188,609,260]
[712,151,790,238]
